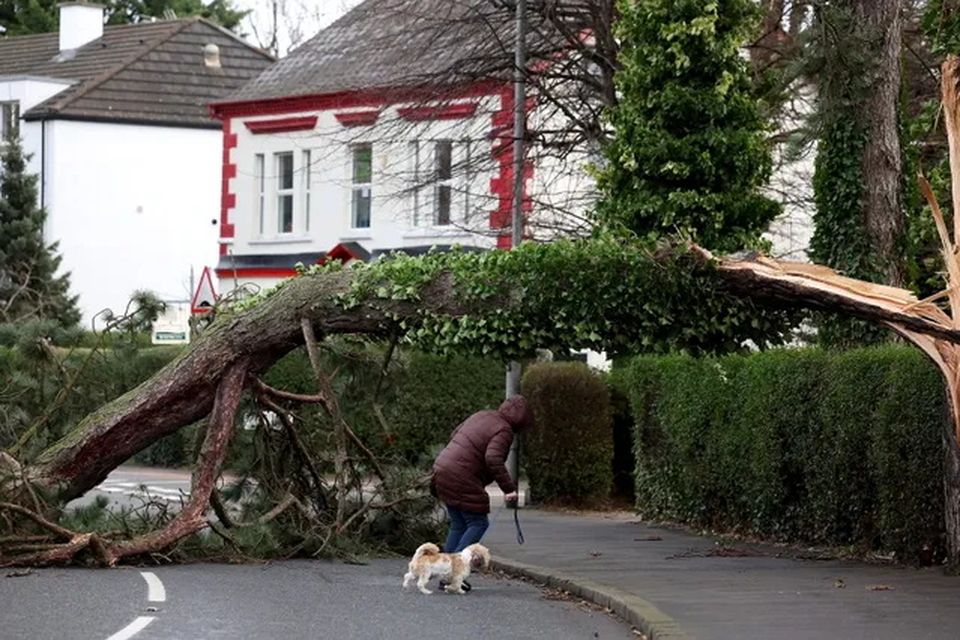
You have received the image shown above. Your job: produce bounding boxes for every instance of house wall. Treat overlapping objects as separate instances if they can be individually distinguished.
[43,120,221,325]
[218,93,511,291]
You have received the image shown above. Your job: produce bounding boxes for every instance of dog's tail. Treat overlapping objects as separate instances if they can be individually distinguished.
[412,542,441,561]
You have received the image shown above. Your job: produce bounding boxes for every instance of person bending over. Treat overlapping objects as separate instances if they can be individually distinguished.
[431,394,534,581]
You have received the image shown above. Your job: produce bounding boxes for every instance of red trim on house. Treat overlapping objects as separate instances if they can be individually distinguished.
[323,243,366,263]
[334,110,381,127]
[397,102,479,122]
[244,115,318,134]
[488,87,534,248]
[214,267,298,279]
[210,81,503,119]
[219,119,237,254]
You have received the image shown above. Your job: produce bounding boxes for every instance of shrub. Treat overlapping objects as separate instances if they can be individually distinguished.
[611,346,945,564]
[1,344,184,456]
[259,346,507,467]
[378,351,506,464]
[521,362,613,504]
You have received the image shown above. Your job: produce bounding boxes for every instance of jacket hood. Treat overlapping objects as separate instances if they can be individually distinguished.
[498,395,534,432]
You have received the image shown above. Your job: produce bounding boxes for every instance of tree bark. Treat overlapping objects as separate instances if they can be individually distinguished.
[943,383,960,571]
[856,0,906,286]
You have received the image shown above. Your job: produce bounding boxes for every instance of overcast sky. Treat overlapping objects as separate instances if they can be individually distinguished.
[233,0,362,57]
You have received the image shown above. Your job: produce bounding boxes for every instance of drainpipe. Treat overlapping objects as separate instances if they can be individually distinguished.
[40,119,46,212]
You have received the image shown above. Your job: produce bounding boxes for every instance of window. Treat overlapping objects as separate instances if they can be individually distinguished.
[434,140,453,226]
[0,102,18,143]
[276,152,294,234]
[302,150,311,233]
[462,139,473,222]
[254,154,265,235]
[351,144,372,228]
[409,141,421,226]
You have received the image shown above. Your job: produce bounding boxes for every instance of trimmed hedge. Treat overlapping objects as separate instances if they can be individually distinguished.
[522,362,613,504]
[611,346,945,564]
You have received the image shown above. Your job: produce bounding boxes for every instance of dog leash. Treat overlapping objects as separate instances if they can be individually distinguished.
[511,502,525,545]
[486,500,524,545]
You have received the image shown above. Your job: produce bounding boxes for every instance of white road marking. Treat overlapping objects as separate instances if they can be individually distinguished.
[104,616,154,640]
[95,483,189,500]
[140,571,166,602]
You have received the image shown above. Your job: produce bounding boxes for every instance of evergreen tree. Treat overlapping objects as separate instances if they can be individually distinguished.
[0,0,247,36]
[594,0,780,253]
[0,140,79,327]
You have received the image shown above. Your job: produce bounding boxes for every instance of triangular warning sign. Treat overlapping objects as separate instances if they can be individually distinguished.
[191,266,217,314]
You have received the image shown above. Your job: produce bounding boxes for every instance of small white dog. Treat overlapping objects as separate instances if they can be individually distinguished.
[402,542,491,595]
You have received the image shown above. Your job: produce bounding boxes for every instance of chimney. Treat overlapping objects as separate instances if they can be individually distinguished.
[203,43,221,69]
[58,1,104,52]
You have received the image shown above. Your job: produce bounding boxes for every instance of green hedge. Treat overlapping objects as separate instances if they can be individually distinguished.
[611,346,945,564]
[522,362,613,503]
[261,346,506,466]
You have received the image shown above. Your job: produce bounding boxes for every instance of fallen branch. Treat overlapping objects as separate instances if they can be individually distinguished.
[100,360,248,566]
[0,502,76,541]
[253,378,329,406]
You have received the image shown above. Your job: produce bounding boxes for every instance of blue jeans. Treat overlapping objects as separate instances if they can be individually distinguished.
[443,505,489,552]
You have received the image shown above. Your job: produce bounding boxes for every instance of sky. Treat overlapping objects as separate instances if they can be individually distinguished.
[233,0,363,57]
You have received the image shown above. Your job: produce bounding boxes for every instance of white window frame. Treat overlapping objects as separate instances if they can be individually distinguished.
[276,151,294,234]
[409,140,421,226]
[302,149,311,233]
[461,138,472,223]
[254,153,265,236]
[351,144,372,229]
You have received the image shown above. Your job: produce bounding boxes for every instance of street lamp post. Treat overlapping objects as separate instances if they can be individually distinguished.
[505,0,527,488]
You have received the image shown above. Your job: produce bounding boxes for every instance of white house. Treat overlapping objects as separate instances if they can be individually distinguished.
[210,0,814,299]
[208,0,601,294]
[0,2,273,326]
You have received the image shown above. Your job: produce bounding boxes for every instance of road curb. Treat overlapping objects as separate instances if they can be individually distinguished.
[491,556,692,640]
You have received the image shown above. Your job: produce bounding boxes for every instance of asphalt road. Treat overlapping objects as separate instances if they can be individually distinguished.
[1,560,635,640]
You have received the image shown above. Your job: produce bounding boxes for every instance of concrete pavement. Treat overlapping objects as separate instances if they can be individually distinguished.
[484,509,960,640]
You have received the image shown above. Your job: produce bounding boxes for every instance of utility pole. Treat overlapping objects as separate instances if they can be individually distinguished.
[505,0,527,488]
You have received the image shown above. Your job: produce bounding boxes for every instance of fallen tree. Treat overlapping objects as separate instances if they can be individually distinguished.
[7,59,960,570]
[1,230,958,566]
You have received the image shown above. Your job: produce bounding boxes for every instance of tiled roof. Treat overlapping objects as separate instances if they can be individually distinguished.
[223,0,521,103]
[0,19,273,128]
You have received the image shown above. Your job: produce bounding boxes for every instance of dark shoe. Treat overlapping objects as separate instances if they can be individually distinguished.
[439,580,449,592]
[462,580,472,592]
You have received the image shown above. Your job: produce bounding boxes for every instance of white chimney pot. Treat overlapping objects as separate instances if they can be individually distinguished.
[59,2,104,52]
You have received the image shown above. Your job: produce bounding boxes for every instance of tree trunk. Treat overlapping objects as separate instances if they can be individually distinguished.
[12,242,960,507]
[856,0,905,287]
[943,384,960,570]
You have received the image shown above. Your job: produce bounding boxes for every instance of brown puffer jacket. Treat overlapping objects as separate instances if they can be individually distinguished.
[432,395,534,514]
